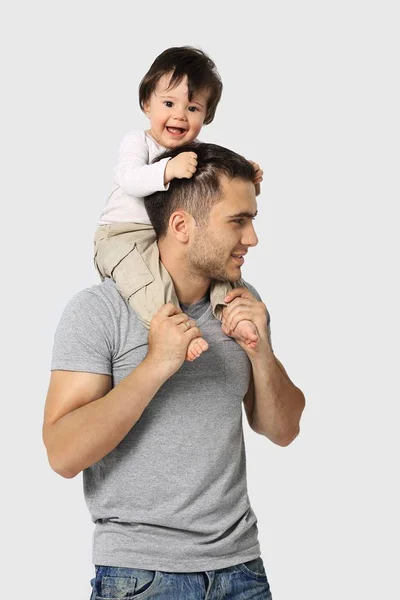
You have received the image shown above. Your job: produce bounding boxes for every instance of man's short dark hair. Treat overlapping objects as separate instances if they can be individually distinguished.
[144,143,255,239]
[139,46,223,125]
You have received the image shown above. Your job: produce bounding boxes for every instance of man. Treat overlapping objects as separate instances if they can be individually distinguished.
[43,142,305,599]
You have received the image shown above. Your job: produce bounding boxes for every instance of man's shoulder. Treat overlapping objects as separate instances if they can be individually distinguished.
[52,279,147,374]
[64,278,130,321]
[242,280,262,302]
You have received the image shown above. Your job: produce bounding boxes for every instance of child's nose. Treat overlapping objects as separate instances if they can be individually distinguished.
[172,106,187,121]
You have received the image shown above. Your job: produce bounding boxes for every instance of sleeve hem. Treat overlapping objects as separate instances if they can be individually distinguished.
[51,362,111,376]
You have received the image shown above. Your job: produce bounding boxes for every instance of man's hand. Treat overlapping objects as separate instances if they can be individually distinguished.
[248,160,264,196]
[221,287,270,358]
[165,152,198,182]
[146,303,203,378]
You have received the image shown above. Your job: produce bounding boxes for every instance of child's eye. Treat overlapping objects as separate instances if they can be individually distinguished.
[188,106,198,112]
[164,101,173,108]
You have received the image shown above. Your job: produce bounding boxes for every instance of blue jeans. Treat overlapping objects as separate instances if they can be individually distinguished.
[90,557,272,599]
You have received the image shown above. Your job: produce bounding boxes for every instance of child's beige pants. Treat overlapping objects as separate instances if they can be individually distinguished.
[94,223,244,328]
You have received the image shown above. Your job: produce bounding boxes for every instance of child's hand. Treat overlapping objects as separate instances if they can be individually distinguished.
[248,160,264,196]
[166,152,198,182]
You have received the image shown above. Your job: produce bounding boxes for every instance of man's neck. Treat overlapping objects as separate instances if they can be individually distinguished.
[158,240,211,305]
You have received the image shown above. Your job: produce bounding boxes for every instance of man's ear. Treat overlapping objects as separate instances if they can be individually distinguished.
[169,210,192,242]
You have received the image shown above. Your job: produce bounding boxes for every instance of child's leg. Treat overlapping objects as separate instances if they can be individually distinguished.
[95,223,172,328]
[93,225,109,281]
[210,279,259,346]
[94,223,208,360]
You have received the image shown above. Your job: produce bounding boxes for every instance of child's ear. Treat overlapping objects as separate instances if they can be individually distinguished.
[143,101,150,117]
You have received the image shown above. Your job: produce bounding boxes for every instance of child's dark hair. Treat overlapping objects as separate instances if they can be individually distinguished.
[139,46,223,125]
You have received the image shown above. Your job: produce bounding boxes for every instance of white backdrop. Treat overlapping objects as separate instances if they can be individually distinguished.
[2,1,399,599]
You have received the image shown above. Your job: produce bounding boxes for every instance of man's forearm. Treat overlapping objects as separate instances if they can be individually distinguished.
[250,348,305,446]
[47,359,167,478]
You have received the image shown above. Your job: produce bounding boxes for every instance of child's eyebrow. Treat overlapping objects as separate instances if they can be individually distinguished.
[191,100,205,107]
[159,94,178,101]
[159,94,205,108]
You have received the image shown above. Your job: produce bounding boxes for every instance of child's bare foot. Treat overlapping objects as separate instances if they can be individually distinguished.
[186,336,209,361]
[223,319,259,349]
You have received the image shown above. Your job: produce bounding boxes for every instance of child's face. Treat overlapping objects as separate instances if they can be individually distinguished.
[143,73,209,148]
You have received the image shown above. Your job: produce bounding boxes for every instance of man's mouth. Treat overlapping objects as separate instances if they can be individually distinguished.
[166,126,187,136]
[231,253,246,265]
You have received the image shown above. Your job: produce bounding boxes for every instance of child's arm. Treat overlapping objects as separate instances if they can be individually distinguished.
[115,131,171,197]
[164,151,198,184]
[116,131,197,197]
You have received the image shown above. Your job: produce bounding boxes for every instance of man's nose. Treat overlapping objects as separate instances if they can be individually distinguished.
[242,223,258,248]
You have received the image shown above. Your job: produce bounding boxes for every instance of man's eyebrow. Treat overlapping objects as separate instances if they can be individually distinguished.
[227,210,258,219]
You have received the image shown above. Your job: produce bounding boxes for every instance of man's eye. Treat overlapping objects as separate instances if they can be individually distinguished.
[164,101,173,107]
[188,106,198,112]
[233,219,245,225]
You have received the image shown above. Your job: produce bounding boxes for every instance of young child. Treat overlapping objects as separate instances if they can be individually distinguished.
[94,46,263,361]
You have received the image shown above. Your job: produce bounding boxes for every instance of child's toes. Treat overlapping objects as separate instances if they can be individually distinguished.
[186,337,209,361]
[196,338,209,354]
[187,339,201,361]
[192,344,201,358]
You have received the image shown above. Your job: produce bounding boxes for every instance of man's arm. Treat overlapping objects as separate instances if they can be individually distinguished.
[243,354,305,446]
[223,287,305,446]
[42,360,167,479]
[43,301,203,479]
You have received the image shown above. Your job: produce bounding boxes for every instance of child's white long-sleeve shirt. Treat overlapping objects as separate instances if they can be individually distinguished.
[98,130,170,225]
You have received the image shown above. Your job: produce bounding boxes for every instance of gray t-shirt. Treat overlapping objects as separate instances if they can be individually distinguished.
[51,278,270,572]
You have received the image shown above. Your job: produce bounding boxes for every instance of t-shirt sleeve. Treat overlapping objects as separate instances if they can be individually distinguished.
[115,130,171,197]
[51,290,113,375]
[243,281,273,352]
